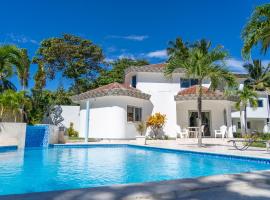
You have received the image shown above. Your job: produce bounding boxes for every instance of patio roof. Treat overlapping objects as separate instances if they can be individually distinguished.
[71,82,151,102]
[174,85,238,101]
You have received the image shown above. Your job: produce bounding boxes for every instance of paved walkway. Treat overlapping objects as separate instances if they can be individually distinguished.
[66,138,270,159]
[1,170,270,200]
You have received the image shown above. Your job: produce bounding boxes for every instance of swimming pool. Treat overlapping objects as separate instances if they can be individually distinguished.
[0,144,270,195]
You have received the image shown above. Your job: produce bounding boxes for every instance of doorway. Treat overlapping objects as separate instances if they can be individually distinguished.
[189,111,211,137]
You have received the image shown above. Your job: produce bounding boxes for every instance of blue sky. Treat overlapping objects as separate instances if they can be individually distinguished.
[0,0,269,90]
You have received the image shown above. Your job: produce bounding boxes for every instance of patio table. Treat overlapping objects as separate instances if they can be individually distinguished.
[187,127,199,138]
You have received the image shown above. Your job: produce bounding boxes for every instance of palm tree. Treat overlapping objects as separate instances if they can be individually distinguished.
[34,62,46,90]
[242,3,270,58]
[243,59,270,91]
[15,49,30,91]
[165,38,236,146]
[0,45,20,92]
[235,86,258,135]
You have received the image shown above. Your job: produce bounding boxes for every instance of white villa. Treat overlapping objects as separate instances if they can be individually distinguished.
[69,63,270,140]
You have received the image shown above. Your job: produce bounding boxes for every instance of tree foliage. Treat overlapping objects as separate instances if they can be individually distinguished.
[33,34,104,94]
[235,86,258,135]
[243,59,270,91]
[242,3,270,58]
[0,90,31,122]
[14,49,31,91]
[0,45,21,93]
[166,38,236,146]
[91,58,148,88]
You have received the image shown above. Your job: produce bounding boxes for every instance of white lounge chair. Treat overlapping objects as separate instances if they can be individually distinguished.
[214,125,227,139]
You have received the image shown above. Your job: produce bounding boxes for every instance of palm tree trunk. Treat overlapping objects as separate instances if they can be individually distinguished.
[244,105,247,134]
[14,111,17,123]
[197,81,203,146]
[240,107,245,136]
[0,106,3,122]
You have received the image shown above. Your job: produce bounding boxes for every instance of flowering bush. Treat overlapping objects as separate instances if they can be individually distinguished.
[146,113,166,138]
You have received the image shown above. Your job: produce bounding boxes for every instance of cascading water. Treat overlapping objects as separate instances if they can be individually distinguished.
[25,125,50,148]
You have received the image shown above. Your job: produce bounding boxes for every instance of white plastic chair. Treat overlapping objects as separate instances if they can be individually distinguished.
[214,125,227,139]
[179,128,189,138]
[176,126,189,139]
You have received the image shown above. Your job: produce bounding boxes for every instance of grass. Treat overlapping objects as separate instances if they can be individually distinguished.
[250,141,266,148]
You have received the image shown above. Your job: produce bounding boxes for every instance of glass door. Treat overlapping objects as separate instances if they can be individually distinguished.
[189,111,211,137]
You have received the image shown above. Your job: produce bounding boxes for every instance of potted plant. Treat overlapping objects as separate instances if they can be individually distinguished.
[146,113,166,139]
[135,121,146,145]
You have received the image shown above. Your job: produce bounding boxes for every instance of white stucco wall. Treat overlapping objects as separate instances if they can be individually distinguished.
[231,97,269,119]
[79,96,153,139]
[0,122,26,148]
[126,72,210,137]
[60,105,80,132]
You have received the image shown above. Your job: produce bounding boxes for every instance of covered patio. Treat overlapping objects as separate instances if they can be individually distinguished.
[174,86,237,138]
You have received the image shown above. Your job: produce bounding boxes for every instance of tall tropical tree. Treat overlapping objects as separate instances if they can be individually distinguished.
[33,34,104,94]
[91,58,149,88]
[242,3,270,58]
[243,59,270,91]
[15,49,30,91]
[0,45,20,93]
[235,86,258,135]
[165,38,236,146]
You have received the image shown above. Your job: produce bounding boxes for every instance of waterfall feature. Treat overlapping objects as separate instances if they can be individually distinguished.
[25,125,50,148]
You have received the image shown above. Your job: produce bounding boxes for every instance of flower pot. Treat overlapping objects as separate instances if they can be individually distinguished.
[136,135,146,145]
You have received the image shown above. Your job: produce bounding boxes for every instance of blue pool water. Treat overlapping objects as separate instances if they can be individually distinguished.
[0,144,270,195]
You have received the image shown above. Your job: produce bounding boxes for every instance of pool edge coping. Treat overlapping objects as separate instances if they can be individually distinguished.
[1,169,270,200]
[52,143,270,163]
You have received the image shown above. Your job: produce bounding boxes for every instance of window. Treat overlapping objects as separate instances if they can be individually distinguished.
[237,121,251,129]
[247,121,251,129]
[127,106,142,122]
[250,100,263,108]
[180,78,198,88]
[237,122,241,129]
[258,100,263,107]
[131,75,137,88]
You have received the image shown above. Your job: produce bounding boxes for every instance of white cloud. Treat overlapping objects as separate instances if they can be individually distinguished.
[6,33,39,45]
[225,58,244,68]
[107,35,149,41]
[261,60,270,66]
[146,49,167,59]
[118,53,136,60]
[104,57,115,62]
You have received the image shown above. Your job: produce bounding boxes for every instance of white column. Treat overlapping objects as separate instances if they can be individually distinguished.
[226,105,233,138]
[84,100,90,143]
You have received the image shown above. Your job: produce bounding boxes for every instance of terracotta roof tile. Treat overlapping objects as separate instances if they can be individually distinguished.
[71,82,151,102]
[175,85,237,101]
[178,85,212,95]
[125,63,185,74]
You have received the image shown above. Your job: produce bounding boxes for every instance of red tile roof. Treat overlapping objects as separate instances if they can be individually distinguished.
[175,85,238,101]
[71,82,151,102]
[178,85,213,95]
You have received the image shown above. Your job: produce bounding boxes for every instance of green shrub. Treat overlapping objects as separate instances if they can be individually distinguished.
[67,122,79,138]
[233,132,242,138]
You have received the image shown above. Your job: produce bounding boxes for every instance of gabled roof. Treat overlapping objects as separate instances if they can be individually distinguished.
[175,85,238,101]
[71,82,151,102]
[125,63,248,78]
[125,63,185,75]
